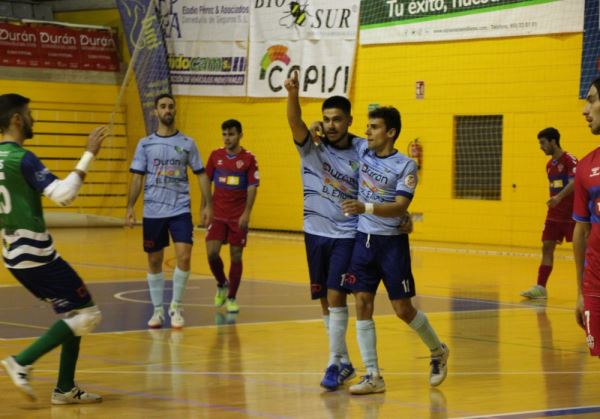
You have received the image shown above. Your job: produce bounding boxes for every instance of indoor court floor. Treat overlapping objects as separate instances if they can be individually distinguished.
[0,227,599,418]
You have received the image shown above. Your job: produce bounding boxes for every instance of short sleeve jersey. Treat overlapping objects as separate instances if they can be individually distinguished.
[355,141,418,236]
[546,151,577,222]
[295,135,361,239]
[129,131,204,219]
[205,147,259,220]
[0,142,59,269]
[573,147,600,296]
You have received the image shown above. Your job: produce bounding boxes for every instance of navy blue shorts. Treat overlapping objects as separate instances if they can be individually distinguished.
[343,232,416,300]
[304,232,354,300]
[143,212,193,253]
[9,257,92,314]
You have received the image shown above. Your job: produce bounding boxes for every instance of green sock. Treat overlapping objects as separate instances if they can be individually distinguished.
[15,320,74,366]
[57,335,81,392]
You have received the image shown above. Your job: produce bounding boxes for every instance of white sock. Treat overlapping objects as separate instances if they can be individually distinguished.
[323,314,330,334]
[171,267,190,306]
[409,310,442,352]
[147,272,165,309]
[328,306,350,366]
[356,319,379,376]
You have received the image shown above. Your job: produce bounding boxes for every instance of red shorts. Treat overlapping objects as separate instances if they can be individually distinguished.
[583,295,600,356]
[541,219,575,243]
[205,218,247,247]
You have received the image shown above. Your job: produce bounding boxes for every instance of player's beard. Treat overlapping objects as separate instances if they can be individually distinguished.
[23,120,34,140]
[159,114,174,127]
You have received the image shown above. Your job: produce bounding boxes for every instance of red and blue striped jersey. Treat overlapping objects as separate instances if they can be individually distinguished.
[573,147,600,296]
[206,147,259,220]
[546,151,577,221]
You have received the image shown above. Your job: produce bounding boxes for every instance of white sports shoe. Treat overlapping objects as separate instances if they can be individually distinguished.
[147,307,165,329]
[349,374,385,395]
[169,304,184,329]
[430,343,450,387]
[520,285,547,299]
[1,356,35,401]
[52,386,102,405]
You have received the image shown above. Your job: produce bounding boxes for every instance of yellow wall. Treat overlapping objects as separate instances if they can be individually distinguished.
[36,10,594,247]
[352,35,590,247]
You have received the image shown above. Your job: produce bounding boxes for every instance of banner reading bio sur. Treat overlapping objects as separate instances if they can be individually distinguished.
[248,0,360,98]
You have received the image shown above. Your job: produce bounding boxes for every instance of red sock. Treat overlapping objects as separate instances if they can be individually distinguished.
[228,261,243,298]
[537,265,552,287]
[208,257,228,287]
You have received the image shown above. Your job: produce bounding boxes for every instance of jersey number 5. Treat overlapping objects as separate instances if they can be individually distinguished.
[0,170,12,214]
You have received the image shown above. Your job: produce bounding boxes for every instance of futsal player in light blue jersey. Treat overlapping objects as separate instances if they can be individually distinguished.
[126,94,213,329]
[284,71,359,390]
[341,106,449,394]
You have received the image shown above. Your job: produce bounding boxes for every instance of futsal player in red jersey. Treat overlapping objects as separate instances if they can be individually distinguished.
[521,127,577,299]
[574,77,600,356]
[205,119,259,313]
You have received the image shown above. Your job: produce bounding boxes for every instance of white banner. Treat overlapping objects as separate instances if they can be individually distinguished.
[359,0,583,45]
[248,40,355,98]
[251,0,360,40]
[248,0,360,98]
[159,0,250,96]
[168,41,248,96]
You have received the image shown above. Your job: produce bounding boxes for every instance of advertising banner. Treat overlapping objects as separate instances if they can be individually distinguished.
[359,0,584,45]
[159,0,250,96]
[248,0,360,98]
[118,0,171,134]
[0,21,118,71]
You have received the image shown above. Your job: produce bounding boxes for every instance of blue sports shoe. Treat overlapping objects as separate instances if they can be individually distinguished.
[338,362,356,384]
[320,365,340,391]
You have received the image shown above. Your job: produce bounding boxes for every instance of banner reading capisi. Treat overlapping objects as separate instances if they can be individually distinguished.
[159,0,250,97]
[248,0,360,98]
[360,0,583,45]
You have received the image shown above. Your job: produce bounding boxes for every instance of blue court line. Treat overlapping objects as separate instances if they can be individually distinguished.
[458,405,600,418]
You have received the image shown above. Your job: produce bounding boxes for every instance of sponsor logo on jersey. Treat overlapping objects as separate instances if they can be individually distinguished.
[591,167,600,177]
[404,174,417,189]
[226,176,240,185]
[35,168,51,182]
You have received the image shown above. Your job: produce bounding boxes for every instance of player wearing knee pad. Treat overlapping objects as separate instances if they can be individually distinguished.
[0,93,107,404]
[64,306,102,336]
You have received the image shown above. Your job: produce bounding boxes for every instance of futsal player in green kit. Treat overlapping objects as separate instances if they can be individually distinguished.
[0,93,107,403]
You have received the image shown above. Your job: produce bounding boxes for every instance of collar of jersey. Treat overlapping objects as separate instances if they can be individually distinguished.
[153,130,180,138]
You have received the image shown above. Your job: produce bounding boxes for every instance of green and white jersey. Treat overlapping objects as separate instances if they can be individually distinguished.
[0,142,59,269]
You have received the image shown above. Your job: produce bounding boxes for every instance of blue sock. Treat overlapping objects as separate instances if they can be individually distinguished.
[171,267,190,306]
[147,272,165,309]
